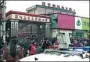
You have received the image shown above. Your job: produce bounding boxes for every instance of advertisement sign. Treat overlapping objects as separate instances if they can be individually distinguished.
[51,14,57,28]
[75,17,82,29]
[6,11,50,23]
[82,18,89,30]
[58,13,75,29]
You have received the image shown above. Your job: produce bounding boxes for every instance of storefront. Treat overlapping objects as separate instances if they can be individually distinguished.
[52,13,75,48]
[6,11,50,41]
[74,16,83,39]
[82,17,89,39]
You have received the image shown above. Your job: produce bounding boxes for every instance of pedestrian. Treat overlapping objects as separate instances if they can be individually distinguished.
[41,39,51,52]
[17,45,24,59]
[29,42,36,55]
[73,39,82,47]
[52,37,57,45]
[55,38,59,45]
[23,37,30,57]
[9,36,18,62]
[70,37,75,43]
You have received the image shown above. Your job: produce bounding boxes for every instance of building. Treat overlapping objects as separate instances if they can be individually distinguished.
[26,2,76,15]
[5,2,90,48]
[6,10,50,41]
[74,16,89,39]
[26,2,77,48]
[50,13,75,48]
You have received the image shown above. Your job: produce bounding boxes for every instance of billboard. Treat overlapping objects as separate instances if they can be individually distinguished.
[82,17,89,30]
[58,13,75,29]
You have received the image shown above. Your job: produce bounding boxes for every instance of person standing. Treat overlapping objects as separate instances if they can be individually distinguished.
[29,42,36,55]
[73,39,82,47]
[9,36,18,62]
[23,37,29,57]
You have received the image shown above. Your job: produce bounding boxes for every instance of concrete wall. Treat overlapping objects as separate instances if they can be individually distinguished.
[45,23,51,38]
[28,10,35,14]
[35,7,46,14]
[28,7,54,15]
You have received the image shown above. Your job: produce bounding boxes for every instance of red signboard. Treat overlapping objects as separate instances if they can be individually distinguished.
[58,13,75,29]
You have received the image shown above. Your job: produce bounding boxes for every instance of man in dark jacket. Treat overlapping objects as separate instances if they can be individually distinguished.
[10,36,18,58]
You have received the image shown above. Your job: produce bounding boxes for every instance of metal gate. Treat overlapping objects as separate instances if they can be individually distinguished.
[18,21,45,41]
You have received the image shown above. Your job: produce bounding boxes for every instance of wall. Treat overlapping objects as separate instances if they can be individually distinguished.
[58,13,75,29]
[28,10,35,14]
[46,8,53,14]
[45,23,51,38]
[35,7,46,14]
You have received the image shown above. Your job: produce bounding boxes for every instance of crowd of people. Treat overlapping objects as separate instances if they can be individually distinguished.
[0,36,89,62]
[70,37,89,47]
[0,36,59,62]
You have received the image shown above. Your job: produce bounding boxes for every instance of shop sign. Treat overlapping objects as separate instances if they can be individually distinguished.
[75,17,82,29]
[82,18,89,30]
[58,13,75,29]
[7,14,50,22]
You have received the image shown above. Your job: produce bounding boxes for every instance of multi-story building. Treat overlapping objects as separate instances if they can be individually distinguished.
[26,2,76,48]
[6,10,50,42]
[5,2,89,48]
[26,2,76,15]
[26,2,89,48]
[26,2,76,38]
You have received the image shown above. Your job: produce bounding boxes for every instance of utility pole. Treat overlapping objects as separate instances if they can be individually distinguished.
[1,0,6,43]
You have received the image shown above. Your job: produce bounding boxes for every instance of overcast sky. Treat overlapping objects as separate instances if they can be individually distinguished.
[6,1,89,18]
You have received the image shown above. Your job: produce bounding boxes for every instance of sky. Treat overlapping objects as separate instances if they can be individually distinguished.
[6,1,89,18]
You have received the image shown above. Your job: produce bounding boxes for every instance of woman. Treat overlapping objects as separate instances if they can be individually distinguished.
[29,42,36,55]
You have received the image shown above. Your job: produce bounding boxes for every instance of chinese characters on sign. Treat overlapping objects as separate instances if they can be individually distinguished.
[9,14,50,22]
